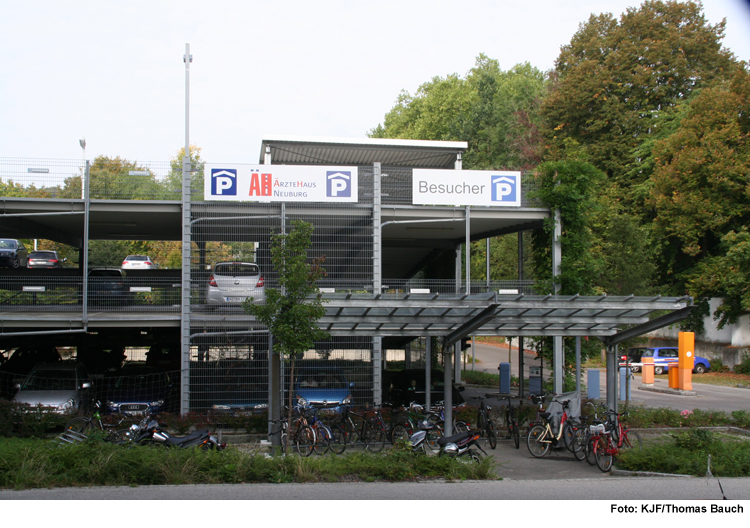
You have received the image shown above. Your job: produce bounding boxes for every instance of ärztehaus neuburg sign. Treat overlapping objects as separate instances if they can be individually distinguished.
[205,164,520,207]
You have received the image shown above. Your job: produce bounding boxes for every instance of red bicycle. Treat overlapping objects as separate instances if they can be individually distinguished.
[591,410,642,472]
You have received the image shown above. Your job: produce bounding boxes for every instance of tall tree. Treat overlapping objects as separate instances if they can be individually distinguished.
[370,55,547,170]
[243,220,329,451]
[166,145,205,201]
[647,64,750,327]
[542,1,737,191]
[60,156,165,200]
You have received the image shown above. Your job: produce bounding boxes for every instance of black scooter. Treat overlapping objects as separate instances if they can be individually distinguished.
[409,420,486,462]
[129,416,225,450]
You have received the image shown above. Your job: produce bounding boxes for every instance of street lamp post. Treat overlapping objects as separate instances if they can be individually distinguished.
[79,139,86,199]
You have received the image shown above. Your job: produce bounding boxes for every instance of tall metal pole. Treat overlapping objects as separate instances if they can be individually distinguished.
[552,208,563,394]
[180,44,193,415]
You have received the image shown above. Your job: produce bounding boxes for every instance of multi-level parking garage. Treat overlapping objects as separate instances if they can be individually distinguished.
[0,136,692,423]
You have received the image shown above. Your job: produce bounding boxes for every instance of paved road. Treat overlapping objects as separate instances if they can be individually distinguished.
[2,476,748,500]
[464,342,750,412]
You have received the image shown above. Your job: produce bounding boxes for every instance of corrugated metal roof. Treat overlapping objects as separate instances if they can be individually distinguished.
[259,135,467,168]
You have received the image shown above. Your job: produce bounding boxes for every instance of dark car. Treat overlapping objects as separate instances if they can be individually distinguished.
[103,364,177,415]
[384,369,465,407]
[88,268,132,306]
[0,238,29,268]
[11,362,94,414]
[618,347,650,373]
[209,359,268,415]
[76,344,127,376]
[27,250,67,269]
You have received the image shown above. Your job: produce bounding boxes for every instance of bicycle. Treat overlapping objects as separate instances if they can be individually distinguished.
[64,400,137,442]
[475,399,497,449]
[332,405,387,452]
[526,399,577,458]
[306,404,346,455]
[390,402,443,451]
[390,402,426,443]
[273,404,316,456]
[501,396,518,449]
[593,410,642,472]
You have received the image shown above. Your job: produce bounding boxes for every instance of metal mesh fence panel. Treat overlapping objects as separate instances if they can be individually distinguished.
[1,158,177,200]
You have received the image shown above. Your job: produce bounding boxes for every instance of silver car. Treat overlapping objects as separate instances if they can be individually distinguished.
[12,362,94,414]
[206,262,265,306]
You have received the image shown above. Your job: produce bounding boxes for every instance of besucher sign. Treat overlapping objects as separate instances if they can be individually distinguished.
[205,164,358,203]
[412,169,521,207]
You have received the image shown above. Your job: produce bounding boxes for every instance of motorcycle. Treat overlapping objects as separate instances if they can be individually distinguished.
[409,420,486,462]
[127,416,225,450]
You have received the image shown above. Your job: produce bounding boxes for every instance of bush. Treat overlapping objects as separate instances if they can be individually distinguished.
[0,400,68,438]
[617,428,750,477]
[0,437,497,490]
[734,355,750,375]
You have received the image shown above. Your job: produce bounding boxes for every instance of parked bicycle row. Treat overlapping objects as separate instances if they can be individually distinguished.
[525,391,642,471]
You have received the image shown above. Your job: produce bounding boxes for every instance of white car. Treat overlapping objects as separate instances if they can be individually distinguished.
[206,262,265,306]
[121,255,157,269]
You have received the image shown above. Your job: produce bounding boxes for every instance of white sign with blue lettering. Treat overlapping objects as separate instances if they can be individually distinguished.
[412,169,521,207]
[205,164,358,203]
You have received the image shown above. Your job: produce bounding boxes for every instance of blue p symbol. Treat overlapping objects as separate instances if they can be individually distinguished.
[491,175,516,202]
[211,169,237,196]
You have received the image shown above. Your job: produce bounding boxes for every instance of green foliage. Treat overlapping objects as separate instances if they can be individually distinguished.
[0,400,69,438]
[243,220,329,361]
[371,54,547,170]
[530,160,605,295]
[734,355,750,375]
[0,439,496,490]
[622,406,749,429]
[617,428,750,477]
[542,0,737,185]
[460,370,500,387]
[243,220,329,447]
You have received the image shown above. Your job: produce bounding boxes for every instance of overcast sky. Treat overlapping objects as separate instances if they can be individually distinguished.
[2,0,749,165]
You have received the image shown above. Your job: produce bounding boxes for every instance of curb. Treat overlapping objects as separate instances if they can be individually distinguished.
[611,469,693,478]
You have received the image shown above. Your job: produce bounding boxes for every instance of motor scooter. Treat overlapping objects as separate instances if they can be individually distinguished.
[409,420,486,462]
[128,416,225,450]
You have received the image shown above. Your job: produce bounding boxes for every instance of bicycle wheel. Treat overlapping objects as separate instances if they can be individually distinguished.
[487,420,498,450]
[454,421,469,434]
[64,417,95,435]
[295,426,316,457]
[510,420,520,449]
[328,424,347,455]
[390,423,410,445]
[562,422,577,452]
[595,436,614,472]
[313,425,331,455]
[476,410,486,432]
[107,429,132,444]
[425,428,441,452]
[585,435,598,466]
[364,423,386,453]
[335,420,358,447]
[621,429,642,451]
[573,429,588,461]
[527,424,550,458]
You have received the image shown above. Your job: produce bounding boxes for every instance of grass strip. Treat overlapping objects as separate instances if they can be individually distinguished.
[0,438,497,490]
